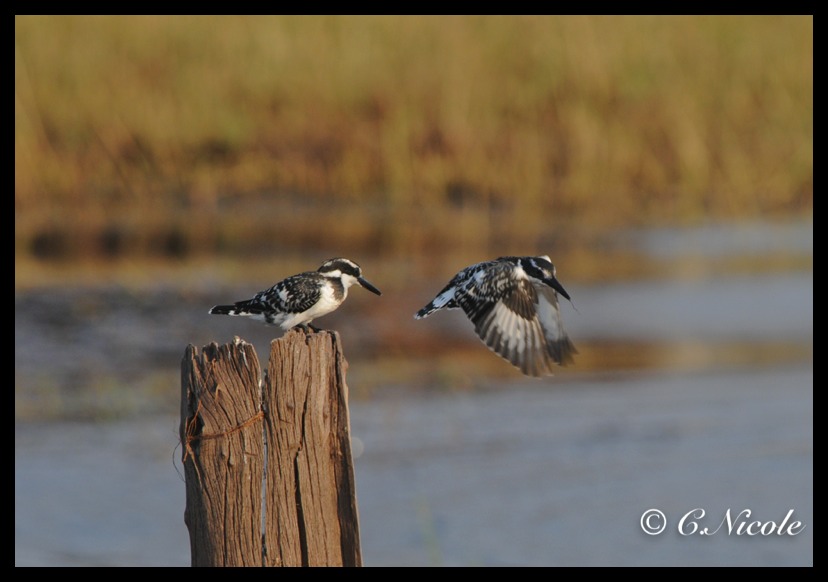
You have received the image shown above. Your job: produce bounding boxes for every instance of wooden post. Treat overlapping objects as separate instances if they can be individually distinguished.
[180,339,264,567]
[180,331,362,567]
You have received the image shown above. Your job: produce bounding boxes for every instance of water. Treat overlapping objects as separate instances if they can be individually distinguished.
[569,273,812,341]
[353,365,812,566]
[14,221,813,566]
[15,365,813,566]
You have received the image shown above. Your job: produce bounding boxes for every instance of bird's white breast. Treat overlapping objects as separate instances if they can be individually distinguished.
[279,282,344,330]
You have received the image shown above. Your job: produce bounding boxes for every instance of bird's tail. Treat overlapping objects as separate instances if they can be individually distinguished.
[414,288,457,319]
[209,300,261,317]
[414,304,436,319]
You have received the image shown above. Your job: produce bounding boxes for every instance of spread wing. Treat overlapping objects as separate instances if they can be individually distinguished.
[456,264,576,376]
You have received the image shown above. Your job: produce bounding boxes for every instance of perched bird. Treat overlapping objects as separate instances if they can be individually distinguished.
[209,258,381,332]
[415,255,577,377]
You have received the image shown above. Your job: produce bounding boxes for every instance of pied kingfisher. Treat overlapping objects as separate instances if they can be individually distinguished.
[415,256,577,377]
[209,258,382,332]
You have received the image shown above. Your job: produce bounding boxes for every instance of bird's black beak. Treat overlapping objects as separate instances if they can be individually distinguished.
[544,276,571,301]
[358,277,382,296]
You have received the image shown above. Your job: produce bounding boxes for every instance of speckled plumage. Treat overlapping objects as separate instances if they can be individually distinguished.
[210,258,381,331]
[415,256,577,377]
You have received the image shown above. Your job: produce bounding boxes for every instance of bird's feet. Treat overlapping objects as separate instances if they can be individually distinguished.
[295,323,321,334]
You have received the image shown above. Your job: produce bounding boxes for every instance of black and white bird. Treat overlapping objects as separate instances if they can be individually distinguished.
[414,255,577,377]
[209,258,381,332]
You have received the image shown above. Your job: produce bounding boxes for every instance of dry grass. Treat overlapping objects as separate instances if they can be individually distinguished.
[15,16,813,264]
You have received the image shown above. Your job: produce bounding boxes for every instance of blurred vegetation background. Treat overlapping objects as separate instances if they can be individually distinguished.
[15,15,812,284]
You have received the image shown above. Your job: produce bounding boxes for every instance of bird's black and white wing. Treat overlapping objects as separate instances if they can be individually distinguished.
[456,262,576,376]
[210,272,325,326]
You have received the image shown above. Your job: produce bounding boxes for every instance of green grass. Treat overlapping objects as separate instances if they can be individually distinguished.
[15,16,813,263]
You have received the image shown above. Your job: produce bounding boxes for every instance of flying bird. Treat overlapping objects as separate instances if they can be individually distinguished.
[415,255,577,376]
[210,258,381,332]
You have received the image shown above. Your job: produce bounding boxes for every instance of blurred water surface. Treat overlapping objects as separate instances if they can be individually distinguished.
[15,364,813,566]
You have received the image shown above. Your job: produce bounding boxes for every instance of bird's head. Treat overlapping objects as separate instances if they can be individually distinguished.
[318,258,382,295]
[520,255,571,301]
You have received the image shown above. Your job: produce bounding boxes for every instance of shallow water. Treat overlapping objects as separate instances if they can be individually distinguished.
[12,268,813,418]
[15,364,813,566]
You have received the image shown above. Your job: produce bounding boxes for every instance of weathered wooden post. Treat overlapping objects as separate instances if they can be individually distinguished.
[180,330,362,567]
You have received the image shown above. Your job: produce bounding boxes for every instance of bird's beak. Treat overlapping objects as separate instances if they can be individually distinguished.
[358,277,382,296]
[544,276,571,301]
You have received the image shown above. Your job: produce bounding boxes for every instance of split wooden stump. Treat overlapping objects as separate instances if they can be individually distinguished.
[179,329,361,567]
